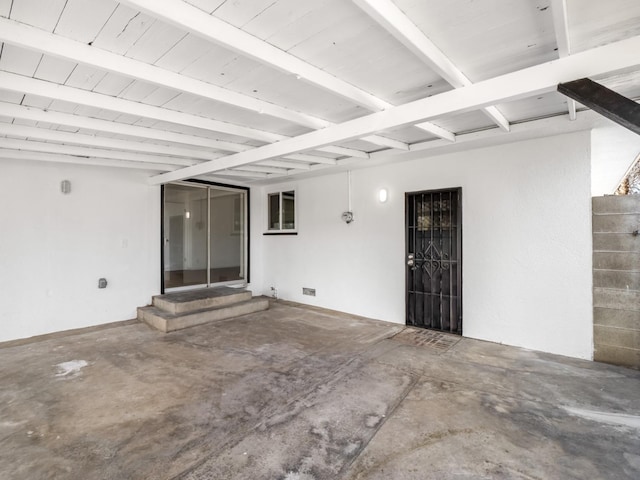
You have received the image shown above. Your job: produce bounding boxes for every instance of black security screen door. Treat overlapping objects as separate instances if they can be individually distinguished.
[406,188,462,334]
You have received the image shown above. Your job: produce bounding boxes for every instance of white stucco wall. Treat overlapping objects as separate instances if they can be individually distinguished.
[249,187,265,294]
[0,159,161,342]
[255,132,594,359]
[591,121,640,196]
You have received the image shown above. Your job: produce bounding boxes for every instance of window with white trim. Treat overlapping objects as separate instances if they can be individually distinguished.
[267,190,296,232]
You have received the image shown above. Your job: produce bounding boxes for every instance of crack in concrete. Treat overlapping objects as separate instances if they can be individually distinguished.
[337,373,421,478]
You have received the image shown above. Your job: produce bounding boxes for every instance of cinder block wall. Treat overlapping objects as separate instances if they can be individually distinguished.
[593,195,640,369]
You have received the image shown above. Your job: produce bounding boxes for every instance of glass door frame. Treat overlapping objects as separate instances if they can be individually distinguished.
[160,179,250,294]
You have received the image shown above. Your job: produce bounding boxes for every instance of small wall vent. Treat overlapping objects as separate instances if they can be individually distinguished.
[302,287,316,296]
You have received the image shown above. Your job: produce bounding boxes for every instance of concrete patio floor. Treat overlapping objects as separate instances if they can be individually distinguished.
[1,301,639,480]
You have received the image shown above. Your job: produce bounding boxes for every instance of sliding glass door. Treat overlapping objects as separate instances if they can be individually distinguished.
[163,182,248,291]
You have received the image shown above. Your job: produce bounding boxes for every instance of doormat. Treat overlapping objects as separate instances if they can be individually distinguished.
[392,327,461,352]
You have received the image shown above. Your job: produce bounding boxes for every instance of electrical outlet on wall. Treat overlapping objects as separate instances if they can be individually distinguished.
[302,287,316,296]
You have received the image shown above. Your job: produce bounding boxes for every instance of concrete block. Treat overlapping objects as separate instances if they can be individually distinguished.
[153,287,252,314]
[594,344,640,369]
[594,325,640,350]
[592,213,640,233]
[593,288,640,311]
[593,232,639,252]
[139,297,270,333]
[593,270,640,290]
[592,195,640,215]
[593,252,640,271]
[594,307,640,329]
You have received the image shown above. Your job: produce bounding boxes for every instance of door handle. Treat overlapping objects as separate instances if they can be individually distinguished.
[407,253,415,267]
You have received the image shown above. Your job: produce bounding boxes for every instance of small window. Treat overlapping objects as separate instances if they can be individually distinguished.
[268,190,296,232]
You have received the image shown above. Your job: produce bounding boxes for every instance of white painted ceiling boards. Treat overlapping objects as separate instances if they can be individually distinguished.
[0,0,638,184]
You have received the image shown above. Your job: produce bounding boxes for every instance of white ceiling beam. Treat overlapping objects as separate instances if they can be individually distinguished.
[413,121,455,142]
[0,17,411,152]
[348,111,598,167]
[0,122,221,162]
[119,0,388,111]
[550,0,571,58]
[318,145,368,159]
[0,102,253,153]
[413,123,454,141]
[233,165,288,175]
[259,160,311,170]
[207,170,268,179]
[0,147,177,172]
[284,153,337,165]
[353,0,510,132]
[119,0,453,142]
[150,35,640,184]
[1,101,342,165]
[0,73,368,159]
[550,0,577,120]
[0,71,285,143]
[362,135,409,150]
[278,110,600,181]
[0,137,196,166]
[0,17,315,130]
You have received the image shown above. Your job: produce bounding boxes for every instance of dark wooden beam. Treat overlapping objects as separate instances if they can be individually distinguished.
[558,78,640,135]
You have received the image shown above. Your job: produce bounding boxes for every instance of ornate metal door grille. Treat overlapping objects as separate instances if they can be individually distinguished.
[406,188,462,334]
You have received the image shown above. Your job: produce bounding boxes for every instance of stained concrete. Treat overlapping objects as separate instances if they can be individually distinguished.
[1,301,639,479]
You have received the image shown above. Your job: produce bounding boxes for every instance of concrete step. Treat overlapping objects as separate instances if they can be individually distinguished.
[152,286,252,314]
[138,297,269,333]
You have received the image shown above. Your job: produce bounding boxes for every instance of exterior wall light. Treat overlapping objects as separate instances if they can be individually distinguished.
[60,180,71,194]
[378,188,388,203]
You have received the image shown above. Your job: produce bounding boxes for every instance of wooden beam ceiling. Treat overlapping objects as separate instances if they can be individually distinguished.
[0,137,197,166]
[0,73,364,165]
[0,145,179,172]
[150,34,640,184]
[0,122,220,162]
[0,71,284,142]
[550,0,577,120]
[0,0,637,183]
[259,160,311,170]
[352,0,510,132]
[0,17,329,129]
[0,101,253,153]
[0,16,409,152]
[118,0,455,142]
[558,78,640,135]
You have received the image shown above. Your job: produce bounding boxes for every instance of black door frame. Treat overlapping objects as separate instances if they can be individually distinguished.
[160,179,250,294]
[405,187,463,334]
